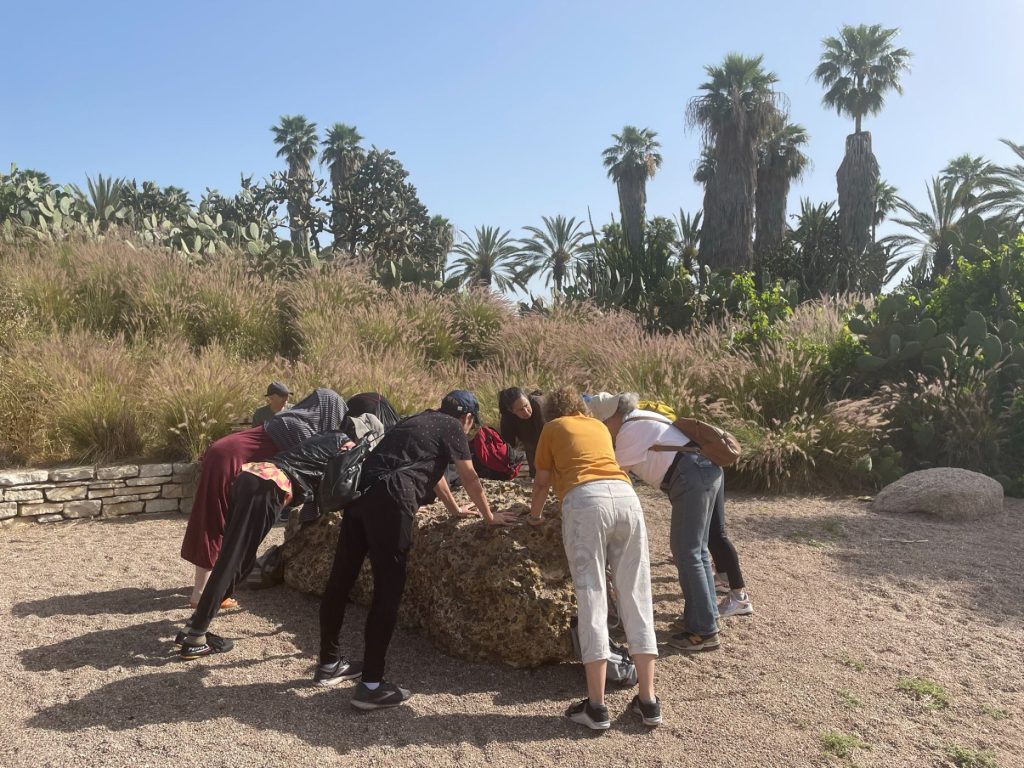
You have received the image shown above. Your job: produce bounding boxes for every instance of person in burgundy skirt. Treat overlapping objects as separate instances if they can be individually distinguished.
[180,388,347,607]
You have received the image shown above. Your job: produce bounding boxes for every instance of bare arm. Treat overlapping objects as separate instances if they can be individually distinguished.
[433,474,477,518]
[453,458,515,525]
[528,469,552,525]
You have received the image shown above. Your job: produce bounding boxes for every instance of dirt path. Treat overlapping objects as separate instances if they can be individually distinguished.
[1,490,1021,767]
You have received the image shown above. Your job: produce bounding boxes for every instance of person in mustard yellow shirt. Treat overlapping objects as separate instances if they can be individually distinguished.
[528,387,660,731]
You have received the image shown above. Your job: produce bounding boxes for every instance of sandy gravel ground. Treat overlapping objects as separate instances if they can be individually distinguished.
[1,489,1021,767]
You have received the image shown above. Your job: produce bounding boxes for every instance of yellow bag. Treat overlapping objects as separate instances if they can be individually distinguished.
[637,399,677,421]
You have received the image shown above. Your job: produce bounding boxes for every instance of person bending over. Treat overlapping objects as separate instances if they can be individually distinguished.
[177,426,376,659]
[316,390,516,709]
[589,392,750,653]
[528,387,660,731]
[498,386,545,477]
[180,388,347,608]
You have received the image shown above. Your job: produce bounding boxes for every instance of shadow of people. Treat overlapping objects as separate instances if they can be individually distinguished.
[27,665,588,755]
[13,587,189,618]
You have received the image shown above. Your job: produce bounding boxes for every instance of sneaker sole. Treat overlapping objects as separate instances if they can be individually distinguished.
[315,671,362,687]
[567,713,611,730]
[351,695,412,711]
[180,648,215,660]
[666,638,720,652]
[719,606,754,618]
[631,704,662,726]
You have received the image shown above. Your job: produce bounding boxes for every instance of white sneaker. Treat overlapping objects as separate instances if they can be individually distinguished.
[717,591,753,618]
[714,573,729,595]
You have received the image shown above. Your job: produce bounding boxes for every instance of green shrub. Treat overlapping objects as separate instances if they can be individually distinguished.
[142,341,260,460]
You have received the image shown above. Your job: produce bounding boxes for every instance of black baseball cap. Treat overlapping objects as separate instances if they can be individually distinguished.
[440,389,481,424]
[266,381,291,397]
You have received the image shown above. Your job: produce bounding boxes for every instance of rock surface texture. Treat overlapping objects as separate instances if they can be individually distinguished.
[873,468,1004,521]
[282,479,576,668]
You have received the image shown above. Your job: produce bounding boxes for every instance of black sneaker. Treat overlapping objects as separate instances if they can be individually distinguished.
[351,680,412,710]
[179,632,233,659]
[174,630,187,647]
[630,695,662,727]
[565,698,611,730]
[313,658,363,687]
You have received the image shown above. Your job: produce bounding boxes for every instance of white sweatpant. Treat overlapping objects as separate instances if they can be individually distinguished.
[561,479,658,663]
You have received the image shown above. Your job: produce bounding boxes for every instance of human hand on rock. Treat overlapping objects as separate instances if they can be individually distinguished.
[485,510,517,526]
[526,513,545,526]
[456,503,480,518]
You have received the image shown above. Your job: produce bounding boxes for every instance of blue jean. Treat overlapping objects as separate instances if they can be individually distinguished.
[667,453,723,636]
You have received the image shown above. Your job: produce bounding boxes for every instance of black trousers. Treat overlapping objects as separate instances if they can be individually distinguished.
[318,482,410,683]
[188,473,285,635]
[707,481,745,590]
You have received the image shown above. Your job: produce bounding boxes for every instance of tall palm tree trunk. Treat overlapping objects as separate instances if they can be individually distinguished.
[618,176,646,263]
[699,146,756,271]
[754,169,789,262]
[837,132,879,256]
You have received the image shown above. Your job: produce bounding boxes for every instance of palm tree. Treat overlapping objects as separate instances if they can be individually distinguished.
[602,126,662,263]
[873,178,899,242]
[755,121,810,261]
[941,154,996,216]
[320,123,365,252]
[674,209,702,276]
[687,53,784,271]
[271,114,319,258]
[989,139,1024,226]
[449,226,527,292]
[882,177,961,280]
[520,215,588,296]
[813,24,911,256]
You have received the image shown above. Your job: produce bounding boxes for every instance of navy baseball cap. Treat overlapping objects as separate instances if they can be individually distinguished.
[440,390,481,424]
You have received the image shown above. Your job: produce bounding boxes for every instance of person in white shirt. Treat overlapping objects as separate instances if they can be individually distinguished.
[587,392,753,652]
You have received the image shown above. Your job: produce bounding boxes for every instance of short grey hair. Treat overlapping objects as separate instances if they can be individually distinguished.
[617,392,639,415]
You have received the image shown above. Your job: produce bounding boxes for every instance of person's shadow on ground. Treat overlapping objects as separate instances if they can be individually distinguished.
[26,661,631,754]
[13,587,189,618]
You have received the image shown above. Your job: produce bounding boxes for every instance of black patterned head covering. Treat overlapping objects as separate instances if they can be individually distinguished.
[264,387,346,451]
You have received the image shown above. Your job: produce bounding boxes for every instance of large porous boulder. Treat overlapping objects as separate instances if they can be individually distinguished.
[281,479,575,667]
[873,468,1004,521]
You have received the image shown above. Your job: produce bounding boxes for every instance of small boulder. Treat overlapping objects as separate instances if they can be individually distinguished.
[873,468,1003,521]
[282,479,575,668]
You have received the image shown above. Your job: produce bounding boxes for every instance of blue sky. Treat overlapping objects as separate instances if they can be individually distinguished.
[4,0,1023,268]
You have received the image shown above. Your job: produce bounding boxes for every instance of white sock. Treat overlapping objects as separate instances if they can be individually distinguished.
[363,681,380,691]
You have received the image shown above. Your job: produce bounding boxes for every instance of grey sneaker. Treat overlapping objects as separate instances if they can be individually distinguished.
[565,698,611,730]
[351,680,412,710]
[717,591,753,618]
[666,631,720,652]
[630,695,662,726]
[313,658,363,687]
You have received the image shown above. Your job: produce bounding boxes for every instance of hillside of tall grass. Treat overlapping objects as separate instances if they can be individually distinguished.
[0,241,888,492]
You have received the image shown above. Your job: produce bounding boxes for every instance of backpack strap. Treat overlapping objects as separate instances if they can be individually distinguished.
[621,414,696,453]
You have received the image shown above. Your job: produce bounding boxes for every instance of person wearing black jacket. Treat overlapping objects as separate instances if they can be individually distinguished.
[498,387,545,477]
[177,430,355,659]
[315,390,517,709]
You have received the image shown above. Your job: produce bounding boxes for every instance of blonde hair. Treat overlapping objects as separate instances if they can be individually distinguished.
[543,387,590,421]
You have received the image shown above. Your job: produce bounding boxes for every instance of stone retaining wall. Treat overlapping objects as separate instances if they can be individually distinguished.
[0,463,198,524]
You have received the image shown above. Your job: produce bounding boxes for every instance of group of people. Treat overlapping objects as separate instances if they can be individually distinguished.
[175,380,753,731]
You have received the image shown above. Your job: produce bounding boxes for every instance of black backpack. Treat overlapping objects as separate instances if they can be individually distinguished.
[318,436,373,514]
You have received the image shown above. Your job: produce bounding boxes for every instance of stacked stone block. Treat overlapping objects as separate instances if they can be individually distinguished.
[0,463,198,524]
